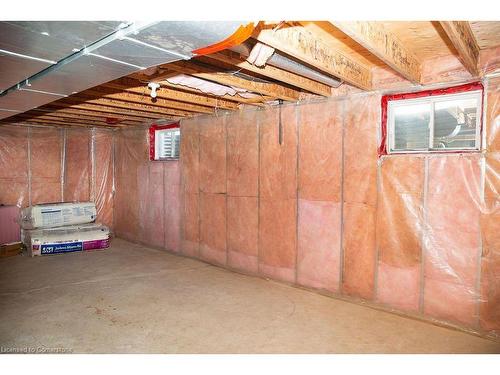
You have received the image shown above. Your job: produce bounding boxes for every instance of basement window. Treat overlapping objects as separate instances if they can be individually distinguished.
[380,82,483,155]
[149,123,180,161]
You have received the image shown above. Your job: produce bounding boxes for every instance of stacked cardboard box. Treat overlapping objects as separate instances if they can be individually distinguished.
[20,202,110,257]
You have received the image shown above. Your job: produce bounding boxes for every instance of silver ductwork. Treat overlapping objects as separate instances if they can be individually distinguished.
[0,21,246,120]
[231,42,343,88]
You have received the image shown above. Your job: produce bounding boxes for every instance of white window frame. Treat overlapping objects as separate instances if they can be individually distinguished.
[153,126,180,161]
[387,90,483,154]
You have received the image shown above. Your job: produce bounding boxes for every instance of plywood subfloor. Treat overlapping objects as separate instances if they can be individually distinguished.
[0,238,499,354]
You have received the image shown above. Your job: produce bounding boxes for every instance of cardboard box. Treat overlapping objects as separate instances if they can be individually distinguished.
[0,242,22,258]
[23,224,110,257]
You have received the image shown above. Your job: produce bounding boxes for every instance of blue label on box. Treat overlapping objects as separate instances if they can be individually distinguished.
[41,242,83,255]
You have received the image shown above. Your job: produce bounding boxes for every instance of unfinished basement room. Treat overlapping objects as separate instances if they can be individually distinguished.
[1,3,500,367]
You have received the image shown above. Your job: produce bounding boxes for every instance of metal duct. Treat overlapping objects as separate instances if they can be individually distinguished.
[231,42,343,88]
[0,21,246,120]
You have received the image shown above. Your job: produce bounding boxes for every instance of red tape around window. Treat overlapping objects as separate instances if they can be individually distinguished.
[378,81,484,157]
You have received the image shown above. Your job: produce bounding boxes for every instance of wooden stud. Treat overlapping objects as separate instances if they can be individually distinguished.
[332,21,422,83]
[253,23,372,90]
[439,21,481,77]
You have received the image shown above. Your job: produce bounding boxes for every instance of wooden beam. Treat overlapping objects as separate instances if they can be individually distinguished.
[104,77,240,110]
[81,87,205,116]
[22,121,99,129]
[202,51,332,96]
[158,80,271,106]
[85,87,215,114]
[47,100,167,121]
[13,115,121,128]
[15,113,123,127]
[69,94,192,117]
[253,23,372,90]
[439,21,481,77]
[332,21,422,83]
[39,107,148,123]
[1,118,96,129]
[165,61,301,101]
[28,110,139,125]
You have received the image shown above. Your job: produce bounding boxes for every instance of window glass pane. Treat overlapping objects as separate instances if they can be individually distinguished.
[392,103,430,151]
[155,128,180,160]
[432,96,478,149]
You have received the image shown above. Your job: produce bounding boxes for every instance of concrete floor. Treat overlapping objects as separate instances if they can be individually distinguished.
[0,239,499,354]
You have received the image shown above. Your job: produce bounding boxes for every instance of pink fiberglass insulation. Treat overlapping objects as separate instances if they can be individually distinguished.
[259,198,297,283]
[376,156,424,312]
[227,196,258,273]
[113,127,181,251]
[179,118,200,257]
[143,79,500,337]
[258,105,297,282]
[342,95,379,299]
[259,106,297,200]
[226,110,259,197]
[424,155,482,326]
[164,162,181,253]
[30,127,62,205]
[298,100,343,201]
[64,129,91,202]
[225,109,259,272]
[199,115,226,194]
[0,126,29,207]
[94,130,114,228]
[297,199,341,292]
[296,100,343,292]
[0,205,20,244]
[199,192,226,266]
[479,77,500,334]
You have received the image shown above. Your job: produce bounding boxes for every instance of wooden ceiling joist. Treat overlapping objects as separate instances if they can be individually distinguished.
[104,77,240,110]
[163,61,301,101]
[439,21,481,77]
[202,51,333,97]
[157,80,272,106]
[84,87,216,114]
[15,113,127,127]
[47,100,168,121]
[253,23,372,90]
[39,107,148,123]
[12,115,121,128]
[68,94,191,118]
[28,110,140,125]
[332,21,422,83]
[16,120,99,129]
